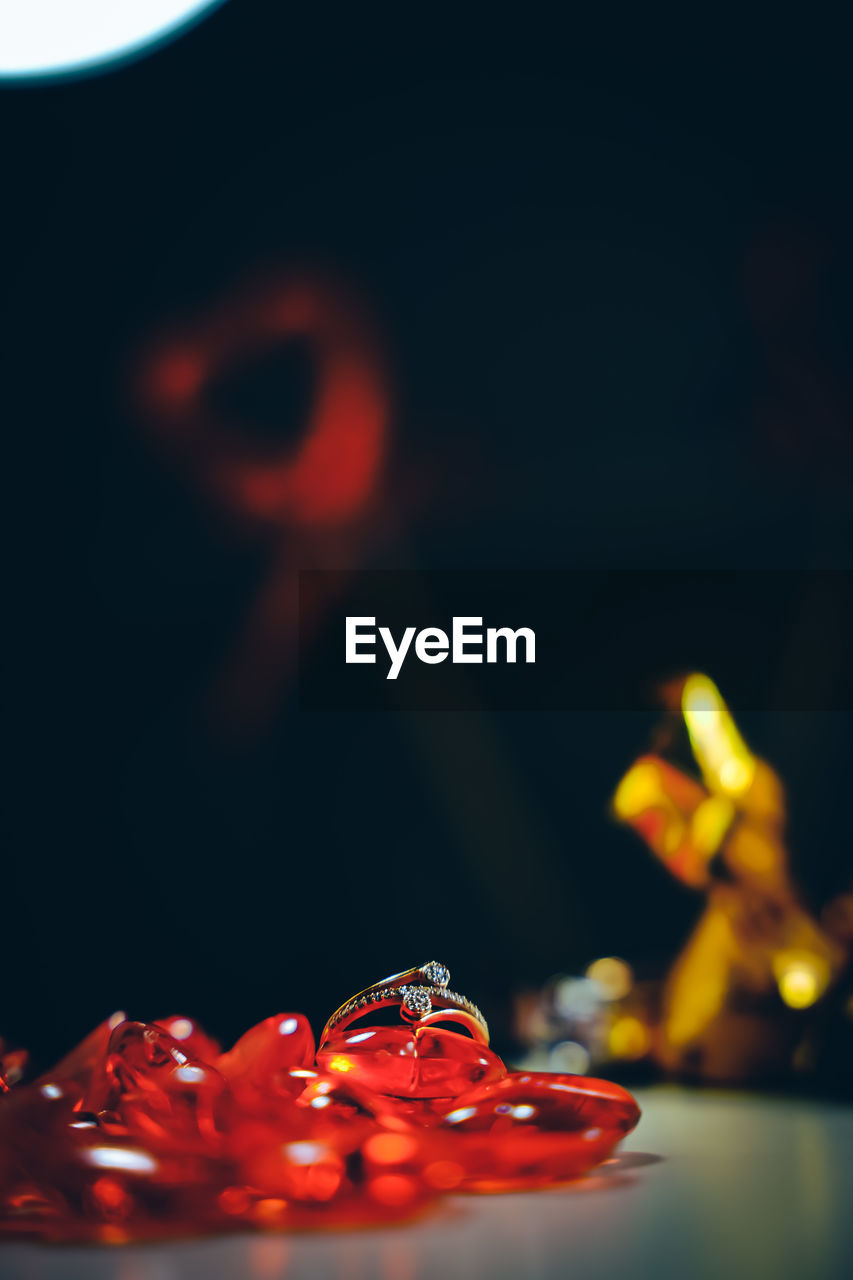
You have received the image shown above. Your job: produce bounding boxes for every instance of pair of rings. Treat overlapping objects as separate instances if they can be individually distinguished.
[319,961,489,1048]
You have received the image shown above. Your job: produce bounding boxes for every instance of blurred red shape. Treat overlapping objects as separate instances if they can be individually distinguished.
[138,276,389,528]
[134,274,392,734]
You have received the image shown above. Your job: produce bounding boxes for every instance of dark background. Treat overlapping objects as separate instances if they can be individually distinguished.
[3,6,852,1068]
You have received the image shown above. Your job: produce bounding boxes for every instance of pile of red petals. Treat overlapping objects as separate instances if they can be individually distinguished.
[0,1013,640,1243]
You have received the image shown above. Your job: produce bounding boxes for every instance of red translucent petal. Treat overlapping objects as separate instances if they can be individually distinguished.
[428,1071,641,1191]
[90,1021,228,1151]
[316,1023,506,1098]
[217,1014,315,1104]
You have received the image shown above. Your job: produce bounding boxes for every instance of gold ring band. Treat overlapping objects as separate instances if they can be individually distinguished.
[319,962,489,1047]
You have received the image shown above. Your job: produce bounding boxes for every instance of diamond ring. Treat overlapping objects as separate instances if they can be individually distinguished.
[319,961,489,1047]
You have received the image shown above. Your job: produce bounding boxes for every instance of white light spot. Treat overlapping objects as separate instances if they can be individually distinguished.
[310,1096,332,1109]
[278,1018,299,1036]
[84,1147,158,1174]
[549,1040,591,1075]
[554,977,603,1019]
[41,1083,62,1100]
[443,1107,477,1124]
[169,1019,194,1041]
[173,1065,206,1084]
[284,1142,326,1165]
[345,1031,376,1044]
[510,1105,536,1120]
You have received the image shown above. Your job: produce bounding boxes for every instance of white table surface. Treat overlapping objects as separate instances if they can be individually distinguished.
[2,1086,851,1280]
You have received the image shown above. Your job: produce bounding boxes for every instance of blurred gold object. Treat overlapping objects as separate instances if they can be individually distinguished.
[613,673,847,1079]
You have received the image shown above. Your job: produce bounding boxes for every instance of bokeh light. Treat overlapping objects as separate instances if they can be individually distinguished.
[0,1,225,79]
[585,957,634,1002]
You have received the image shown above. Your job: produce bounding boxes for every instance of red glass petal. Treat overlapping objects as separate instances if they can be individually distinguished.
[316,1023,506,1098]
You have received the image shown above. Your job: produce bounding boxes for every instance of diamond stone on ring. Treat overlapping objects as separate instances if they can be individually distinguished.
[421,961,450,988]
[402,986,433,1016]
